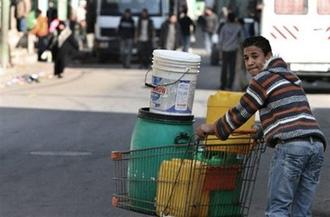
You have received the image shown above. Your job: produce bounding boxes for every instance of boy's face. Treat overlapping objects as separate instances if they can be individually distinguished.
[243,45,272,77]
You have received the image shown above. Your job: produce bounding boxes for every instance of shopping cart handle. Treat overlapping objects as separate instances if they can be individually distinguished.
[111,151,123,160]
[198,129,256,136]
[232,129,257,134]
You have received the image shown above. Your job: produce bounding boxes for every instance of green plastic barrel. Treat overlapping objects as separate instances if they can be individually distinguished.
[128,108,195,214]
[130,107,194,150]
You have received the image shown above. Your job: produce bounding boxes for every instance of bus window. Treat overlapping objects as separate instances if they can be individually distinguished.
[275,0,308,14]
[318,0,330,14]
[100,0,161,16]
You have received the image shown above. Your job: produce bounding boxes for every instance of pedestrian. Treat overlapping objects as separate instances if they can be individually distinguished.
[178,7,195,52]
[48,9,59,33]
[47,12,59,63]
[46,1,58,28]
[218,12,244,90]
[198,7,218,55]
[196,35,326,217]
[136,8,155,69]
[118,8,135,68]
[14,0,32,32]
[236,17,251,90]
[76,0,87,50]
[159,14,181,50]
[47,21,79,78]
[31,9,49,62]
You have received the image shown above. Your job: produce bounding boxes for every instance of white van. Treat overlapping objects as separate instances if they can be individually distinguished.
[260,0,330,78]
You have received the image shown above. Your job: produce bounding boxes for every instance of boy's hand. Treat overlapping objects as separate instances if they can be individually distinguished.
[196,123,215,139]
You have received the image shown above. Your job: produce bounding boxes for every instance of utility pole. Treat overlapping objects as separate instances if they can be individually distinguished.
[0,0,10,71]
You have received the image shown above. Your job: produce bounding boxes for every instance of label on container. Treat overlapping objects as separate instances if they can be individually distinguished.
[175,81,190,111]
[150,75,195,114]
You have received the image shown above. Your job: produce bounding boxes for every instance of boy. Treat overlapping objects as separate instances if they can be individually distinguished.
[196,36,326,217]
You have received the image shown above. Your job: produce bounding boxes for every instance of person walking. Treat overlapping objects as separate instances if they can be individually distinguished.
[236,17,251,90]
[118,8,135,68]
[159,14,181,50]
[47,21,79,78]
[14,0,32,32]
[76,0,87,50]
[198,7,218,55]
[46,1,58,28]
[178,7,195,52]
[218,12,244,90]
[196,36,326,217]
[136,8,155,69]
[31,9,49,61]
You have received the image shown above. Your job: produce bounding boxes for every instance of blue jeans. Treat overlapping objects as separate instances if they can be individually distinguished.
[17,17,27,32]
[266,137,324,217]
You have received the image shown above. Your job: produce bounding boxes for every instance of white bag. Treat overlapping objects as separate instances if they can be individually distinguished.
[211,33,219,44]
[190,34,196,43]
[41,50,52,62]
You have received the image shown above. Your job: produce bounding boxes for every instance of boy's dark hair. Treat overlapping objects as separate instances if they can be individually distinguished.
[242,36,272,55]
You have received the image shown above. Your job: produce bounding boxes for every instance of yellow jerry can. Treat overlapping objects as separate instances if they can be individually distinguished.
[156,159,207,217]
[205,91,256,154]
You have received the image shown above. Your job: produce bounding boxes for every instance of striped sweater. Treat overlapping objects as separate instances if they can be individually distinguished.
[215,57,327,148]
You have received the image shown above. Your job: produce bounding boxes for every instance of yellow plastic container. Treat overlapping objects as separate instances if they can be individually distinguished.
[198,190,210,217]
[156,159,207,217]
[206,91,255,154]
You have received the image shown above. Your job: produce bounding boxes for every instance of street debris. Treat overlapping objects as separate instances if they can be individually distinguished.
[0,71,50,89]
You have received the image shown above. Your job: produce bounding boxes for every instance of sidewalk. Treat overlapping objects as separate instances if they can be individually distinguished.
[0,48,53,89]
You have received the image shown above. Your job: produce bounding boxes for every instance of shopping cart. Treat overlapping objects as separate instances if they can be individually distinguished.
[112,130,265,217]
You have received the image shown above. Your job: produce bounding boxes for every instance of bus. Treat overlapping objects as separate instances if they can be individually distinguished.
[94,0,171,62]
[260,0,330,79]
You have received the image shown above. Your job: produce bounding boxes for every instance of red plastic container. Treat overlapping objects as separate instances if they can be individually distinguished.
[203,166,240,191]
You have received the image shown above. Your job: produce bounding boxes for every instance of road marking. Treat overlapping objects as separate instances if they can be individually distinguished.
[30,151,92,156]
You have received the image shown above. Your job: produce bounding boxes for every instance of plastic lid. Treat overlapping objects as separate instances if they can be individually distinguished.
[153,49,201,63]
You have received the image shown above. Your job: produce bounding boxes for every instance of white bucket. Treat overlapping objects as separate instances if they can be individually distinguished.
[149,50,201,116]
[152,65,199,74]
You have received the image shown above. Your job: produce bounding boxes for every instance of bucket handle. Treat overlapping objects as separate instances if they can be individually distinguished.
[144,67,191,88]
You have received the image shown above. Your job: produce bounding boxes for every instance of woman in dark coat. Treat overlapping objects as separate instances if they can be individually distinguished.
[49,21,79,78]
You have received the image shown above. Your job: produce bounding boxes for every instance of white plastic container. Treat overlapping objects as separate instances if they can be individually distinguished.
[149,50,201,116]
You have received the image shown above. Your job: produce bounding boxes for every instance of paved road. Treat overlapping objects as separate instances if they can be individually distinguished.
[0,59,329,217]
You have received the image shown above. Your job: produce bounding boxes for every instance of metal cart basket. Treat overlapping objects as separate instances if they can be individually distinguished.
[112,131,265,217]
